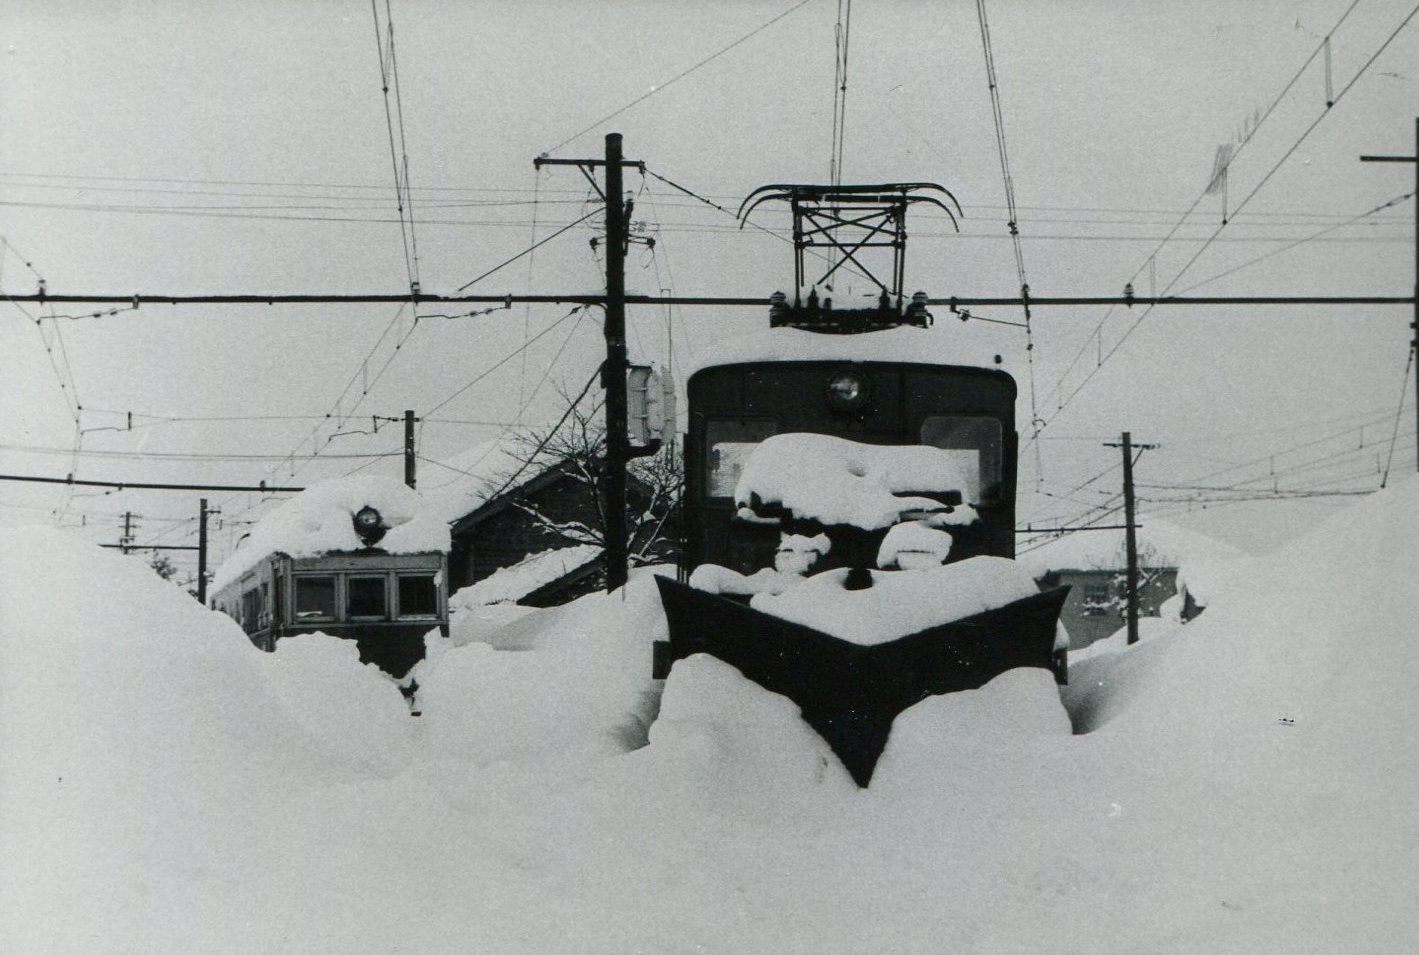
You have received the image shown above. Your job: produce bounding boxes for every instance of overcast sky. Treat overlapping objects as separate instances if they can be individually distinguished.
[2,0,1415,580]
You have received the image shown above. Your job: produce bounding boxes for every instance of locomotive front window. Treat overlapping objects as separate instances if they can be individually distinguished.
[294,575,336,620]
[705,418,777,499]
[919,416,1004,504]
[398,574,438,618]
[348,575,388,619]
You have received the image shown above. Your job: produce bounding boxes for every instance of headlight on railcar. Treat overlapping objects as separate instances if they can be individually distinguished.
[825,368,871,412]
[353,505,386,546]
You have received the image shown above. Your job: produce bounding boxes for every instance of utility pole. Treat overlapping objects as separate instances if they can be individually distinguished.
[1359,116,1418,473]
[197,498,216,605]
[121,511,134,554]
[1104,432,1158,645]
[404,409,417,489]
[535,132,645,593]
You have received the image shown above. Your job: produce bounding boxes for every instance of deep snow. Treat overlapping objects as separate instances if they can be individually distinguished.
[4,478,1418,952]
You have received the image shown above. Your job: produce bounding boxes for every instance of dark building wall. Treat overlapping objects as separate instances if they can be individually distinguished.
[1041,567,1178,650]
[449,472,605,591]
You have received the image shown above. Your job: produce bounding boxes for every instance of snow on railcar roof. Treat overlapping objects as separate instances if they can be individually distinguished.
[684,325,1011,379]
[211,474,450,593]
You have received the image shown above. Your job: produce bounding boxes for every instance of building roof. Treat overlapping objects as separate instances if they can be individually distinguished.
[449,544,602,608]
[1015,518,1243,579]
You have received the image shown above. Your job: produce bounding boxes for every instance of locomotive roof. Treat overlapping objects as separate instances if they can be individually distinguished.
[211,475,451,594]
[684,326,1013,381]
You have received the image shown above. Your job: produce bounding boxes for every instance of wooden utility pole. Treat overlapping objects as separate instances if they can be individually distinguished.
[403,409,417,489]
[121,511,134,554]
[197,498,211,604]
[1359,116,1418,472]
[1105,432,1158,645]
[535,132,644,593]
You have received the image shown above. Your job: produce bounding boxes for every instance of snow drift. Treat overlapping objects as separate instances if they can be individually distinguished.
[4,477,1419,952]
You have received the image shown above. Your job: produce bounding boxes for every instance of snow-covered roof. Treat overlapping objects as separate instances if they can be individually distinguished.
[1015,518,1243,578]
[684,325,1010,380]
[449,544,601,608]
[211,475,451,593]
[417,436,532,528]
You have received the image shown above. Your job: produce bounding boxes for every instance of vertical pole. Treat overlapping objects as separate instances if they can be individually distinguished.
[1412,117,1417,473]
[1120,432,1140,646]
[403,409,417,489]
[198,498,209,605]
[604,133,629,593]
[122,511,133,554]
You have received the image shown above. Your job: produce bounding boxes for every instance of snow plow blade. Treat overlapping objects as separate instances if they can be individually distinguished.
[653,577,1070,787]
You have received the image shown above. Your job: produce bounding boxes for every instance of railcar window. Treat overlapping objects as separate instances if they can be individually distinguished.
[241,588,261,635]
[294,575,336,620]
[705,419,778,499]
[920,416,1003,504]
[347,575,388,619]
[398,575,438,618]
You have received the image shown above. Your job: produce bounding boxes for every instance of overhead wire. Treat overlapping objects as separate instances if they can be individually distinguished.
[1379,343,1414,487]
[544,0,818,154]
[1029,0,1374,428]
[974,0,1043,489]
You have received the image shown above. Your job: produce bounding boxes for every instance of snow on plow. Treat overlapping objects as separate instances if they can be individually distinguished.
[654,575,1069,786]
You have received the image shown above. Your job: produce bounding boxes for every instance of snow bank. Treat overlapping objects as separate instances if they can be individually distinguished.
[0,527,416,952]
[748,556,1040,644]
[685,324,1009,380]
[1174,555,1254,608]
[736,432,981,529]
[8,479,1419,953]
[644,654,856,800]
[414,572,669,768]
[212,474,449,592]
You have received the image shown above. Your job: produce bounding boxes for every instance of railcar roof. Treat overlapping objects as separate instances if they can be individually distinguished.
[684,325,1013,381]
[211,474,450,594]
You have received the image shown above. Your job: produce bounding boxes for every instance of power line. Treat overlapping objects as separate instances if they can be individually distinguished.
[0,443,401,462]
[1380,344,1415,487]
[544,0,817,154]
[0,473,304,493]
[425,305,588,417]
[975,0,1043,490]
[455,208,601,291]
[1176,191,1415,293]
[1028,0,1386,432]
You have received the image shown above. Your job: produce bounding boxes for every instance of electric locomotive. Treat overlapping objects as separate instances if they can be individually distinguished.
[653,183,1069,786]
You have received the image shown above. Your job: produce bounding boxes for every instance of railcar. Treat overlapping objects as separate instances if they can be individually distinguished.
[212,503,448,679]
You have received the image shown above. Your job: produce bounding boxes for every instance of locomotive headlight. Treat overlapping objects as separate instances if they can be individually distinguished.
[825,369,870,412]
[353,505,386,545]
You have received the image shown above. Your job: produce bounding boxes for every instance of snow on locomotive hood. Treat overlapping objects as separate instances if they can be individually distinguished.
[683,324,1010,380]
[735,432,981,530]
[211,475,450,593]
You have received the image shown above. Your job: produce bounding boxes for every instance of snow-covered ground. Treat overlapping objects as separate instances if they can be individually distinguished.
[4,479,1418,952]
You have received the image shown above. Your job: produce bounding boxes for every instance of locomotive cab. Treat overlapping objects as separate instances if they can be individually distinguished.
[684,358,1018,579]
